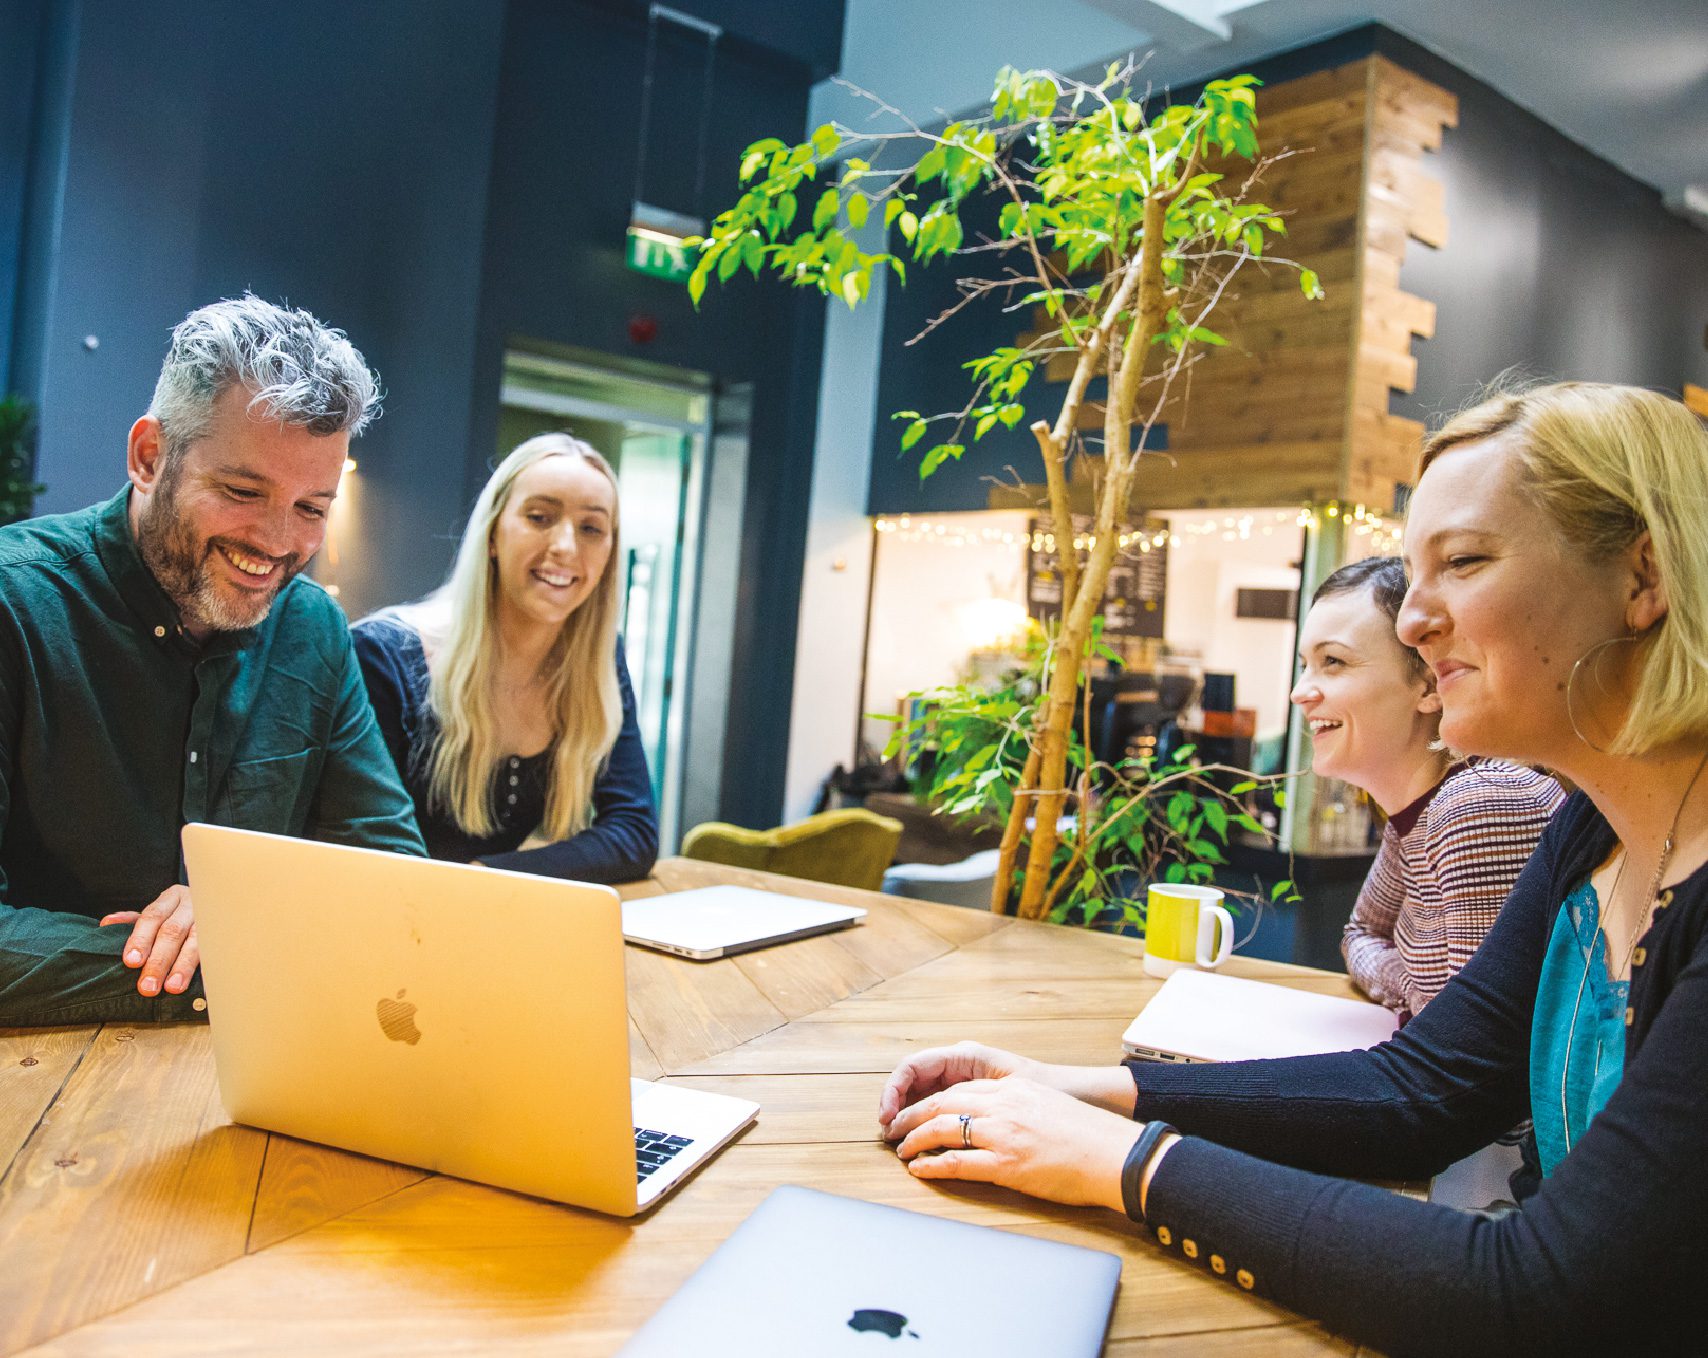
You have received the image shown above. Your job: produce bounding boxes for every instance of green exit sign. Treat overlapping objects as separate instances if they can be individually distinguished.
[626,228,692,283]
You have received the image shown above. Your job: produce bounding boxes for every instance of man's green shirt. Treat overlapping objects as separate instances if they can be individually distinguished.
[0,488,425,1026]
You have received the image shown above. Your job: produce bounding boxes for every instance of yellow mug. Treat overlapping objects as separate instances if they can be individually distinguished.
[1143,884,1234,978]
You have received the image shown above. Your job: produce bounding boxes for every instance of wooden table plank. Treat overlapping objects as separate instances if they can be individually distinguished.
[247,1137,427,1253]
[620,946,786,1073]
[0,1027,99,1181]
[675,1016,1133,1076]
[728,932,883,1020]
[0,1025,265,1354]
[33,1143,1325,1356]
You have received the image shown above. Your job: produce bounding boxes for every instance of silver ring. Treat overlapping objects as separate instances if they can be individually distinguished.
[959,1113,974,1149]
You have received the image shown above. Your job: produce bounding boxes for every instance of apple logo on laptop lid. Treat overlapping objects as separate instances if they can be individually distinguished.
[376,989,423,1045]
[847,1309,918,1340]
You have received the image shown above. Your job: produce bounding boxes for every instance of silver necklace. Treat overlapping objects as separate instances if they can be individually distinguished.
[1558,747,1708,1153]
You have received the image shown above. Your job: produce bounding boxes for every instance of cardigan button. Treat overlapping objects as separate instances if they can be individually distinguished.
[1183,1239,1199,1259]
[1210,1254,1226,1275]
[153,625,166,639]
[1236,1269,1255,1290]
[1631,947,1646,968]
[1155,1226,1172,1246]
[1624,1007,1635,1027]
[1655,889,1673,910]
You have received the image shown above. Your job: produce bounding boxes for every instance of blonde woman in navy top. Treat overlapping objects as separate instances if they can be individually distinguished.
[877,383,1708,1355]
[354,433,657,884]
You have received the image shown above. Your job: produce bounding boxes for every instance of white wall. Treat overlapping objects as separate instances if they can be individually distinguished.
[1160,509,1305,742]
[781,226,891,823]
[858,511,1033,753]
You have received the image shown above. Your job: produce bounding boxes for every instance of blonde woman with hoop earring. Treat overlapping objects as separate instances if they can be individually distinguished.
[874,383,1708,1356]
[353,434,658,884]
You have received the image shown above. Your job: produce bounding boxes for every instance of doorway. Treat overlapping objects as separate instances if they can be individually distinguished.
[497,347,714,851]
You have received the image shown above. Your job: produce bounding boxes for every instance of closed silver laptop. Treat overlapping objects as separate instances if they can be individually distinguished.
[620,1186,1122,1355]
[183,824,756,1215]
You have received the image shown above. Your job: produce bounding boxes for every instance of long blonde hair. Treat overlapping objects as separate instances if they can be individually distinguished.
[422,433,624,839]
[1420,381,1708,755]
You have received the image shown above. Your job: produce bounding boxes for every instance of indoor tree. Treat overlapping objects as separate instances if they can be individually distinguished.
[687,58,1319,919]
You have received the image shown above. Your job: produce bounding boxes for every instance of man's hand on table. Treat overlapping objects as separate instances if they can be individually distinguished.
[100,884,199,997]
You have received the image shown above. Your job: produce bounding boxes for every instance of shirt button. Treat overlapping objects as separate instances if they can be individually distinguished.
[507,794,518,805]
[509,774,519,786]
[1155,1226,1172,1246]
[1236,1269,1255,1290]
[1210,1254,1226,1275]
[188,751,198,764]
[192,997,207,1013]
[1182,1239,1199,1259]
[153,625,166,639]
[509,756,520,769]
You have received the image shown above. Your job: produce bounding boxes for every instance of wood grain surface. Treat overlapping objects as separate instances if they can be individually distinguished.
[3,860,1379,1356]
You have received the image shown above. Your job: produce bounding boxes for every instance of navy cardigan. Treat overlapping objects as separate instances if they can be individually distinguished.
[351,613,658,885]
[1128,792,1704,1356]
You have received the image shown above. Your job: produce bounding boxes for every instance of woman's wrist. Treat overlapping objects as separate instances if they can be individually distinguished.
[1050,1063,1142,1115]
[1119,1121,1178,1220]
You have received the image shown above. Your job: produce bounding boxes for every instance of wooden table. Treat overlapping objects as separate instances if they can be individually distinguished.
[0,859,1383,1355]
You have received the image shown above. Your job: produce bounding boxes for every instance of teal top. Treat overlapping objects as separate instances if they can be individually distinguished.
[0,488,425,1027]
[1530,878,1628,1176]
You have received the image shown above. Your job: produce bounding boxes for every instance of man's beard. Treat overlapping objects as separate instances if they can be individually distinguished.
[137,464,301,633]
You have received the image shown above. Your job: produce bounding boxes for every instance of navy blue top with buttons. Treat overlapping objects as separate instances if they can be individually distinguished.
[1126,792,1707,1356]
[351,612,658,885]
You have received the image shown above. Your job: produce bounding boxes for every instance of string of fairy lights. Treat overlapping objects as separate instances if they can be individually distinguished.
[873,503,1402,555]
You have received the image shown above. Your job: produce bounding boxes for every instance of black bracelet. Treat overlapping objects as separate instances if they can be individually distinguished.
[1120,1120,1177,1224]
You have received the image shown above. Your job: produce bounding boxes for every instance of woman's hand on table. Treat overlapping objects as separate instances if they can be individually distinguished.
[883,1075,1139,1211]
[877,1041,1137,1127]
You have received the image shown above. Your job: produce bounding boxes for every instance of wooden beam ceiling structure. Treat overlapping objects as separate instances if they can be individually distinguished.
[992,55,1457,518]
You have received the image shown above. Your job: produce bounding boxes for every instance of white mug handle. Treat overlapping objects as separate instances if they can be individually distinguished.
[1197,904,1235,968]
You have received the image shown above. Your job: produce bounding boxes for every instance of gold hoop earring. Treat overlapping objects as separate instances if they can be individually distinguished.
[1565,634,1639,754]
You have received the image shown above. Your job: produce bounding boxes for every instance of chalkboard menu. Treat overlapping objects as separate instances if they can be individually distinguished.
[1027,514,1167,639]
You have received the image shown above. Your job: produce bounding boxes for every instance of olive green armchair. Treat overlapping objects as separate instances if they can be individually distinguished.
[679,808,904,892]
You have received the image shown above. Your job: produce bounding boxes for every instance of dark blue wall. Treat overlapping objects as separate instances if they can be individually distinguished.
[2,0,843,829]
[866,26,1708,514]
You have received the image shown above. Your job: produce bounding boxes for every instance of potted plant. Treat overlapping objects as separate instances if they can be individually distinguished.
[0,396,44,523]
[688,58,1316,919]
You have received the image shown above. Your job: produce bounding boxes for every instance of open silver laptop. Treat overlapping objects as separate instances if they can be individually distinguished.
[619,1186,1122,1356]
[182,824,757,1216]
[622,884,866,960]
[1122,968,1397,1063]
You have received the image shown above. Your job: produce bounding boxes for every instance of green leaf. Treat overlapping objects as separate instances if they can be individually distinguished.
[1299,268,1323,301]
[898,211,919,243]
[974,411,998,440]
[918,442,965,480]
[687,263,709,307]
[1229,779,1257,794]
[885,197,905,227]
[810,124,841,157]
[840,270,864,308]
[716,246,741,282]
[1203,801,1229,839]
[1273,789,1287,808]
[739,150,766,182]
[813,188,840,233]
[847,193,869,229]
[1271,880,1291,900]
[1164,862,1187,885]
[900,418,928,451]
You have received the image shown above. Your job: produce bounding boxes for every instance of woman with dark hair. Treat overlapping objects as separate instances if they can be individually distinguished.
[1293,555,1563,1017]
[876,383,1708,1354]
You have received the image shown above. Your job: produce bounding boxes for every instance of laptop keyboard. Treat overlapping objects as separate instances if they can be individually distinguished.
[634,1127,694,1182]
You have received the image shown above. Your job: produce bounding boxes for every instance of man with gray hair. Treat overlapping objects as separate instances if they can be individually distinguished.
[0,295,424,1025]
